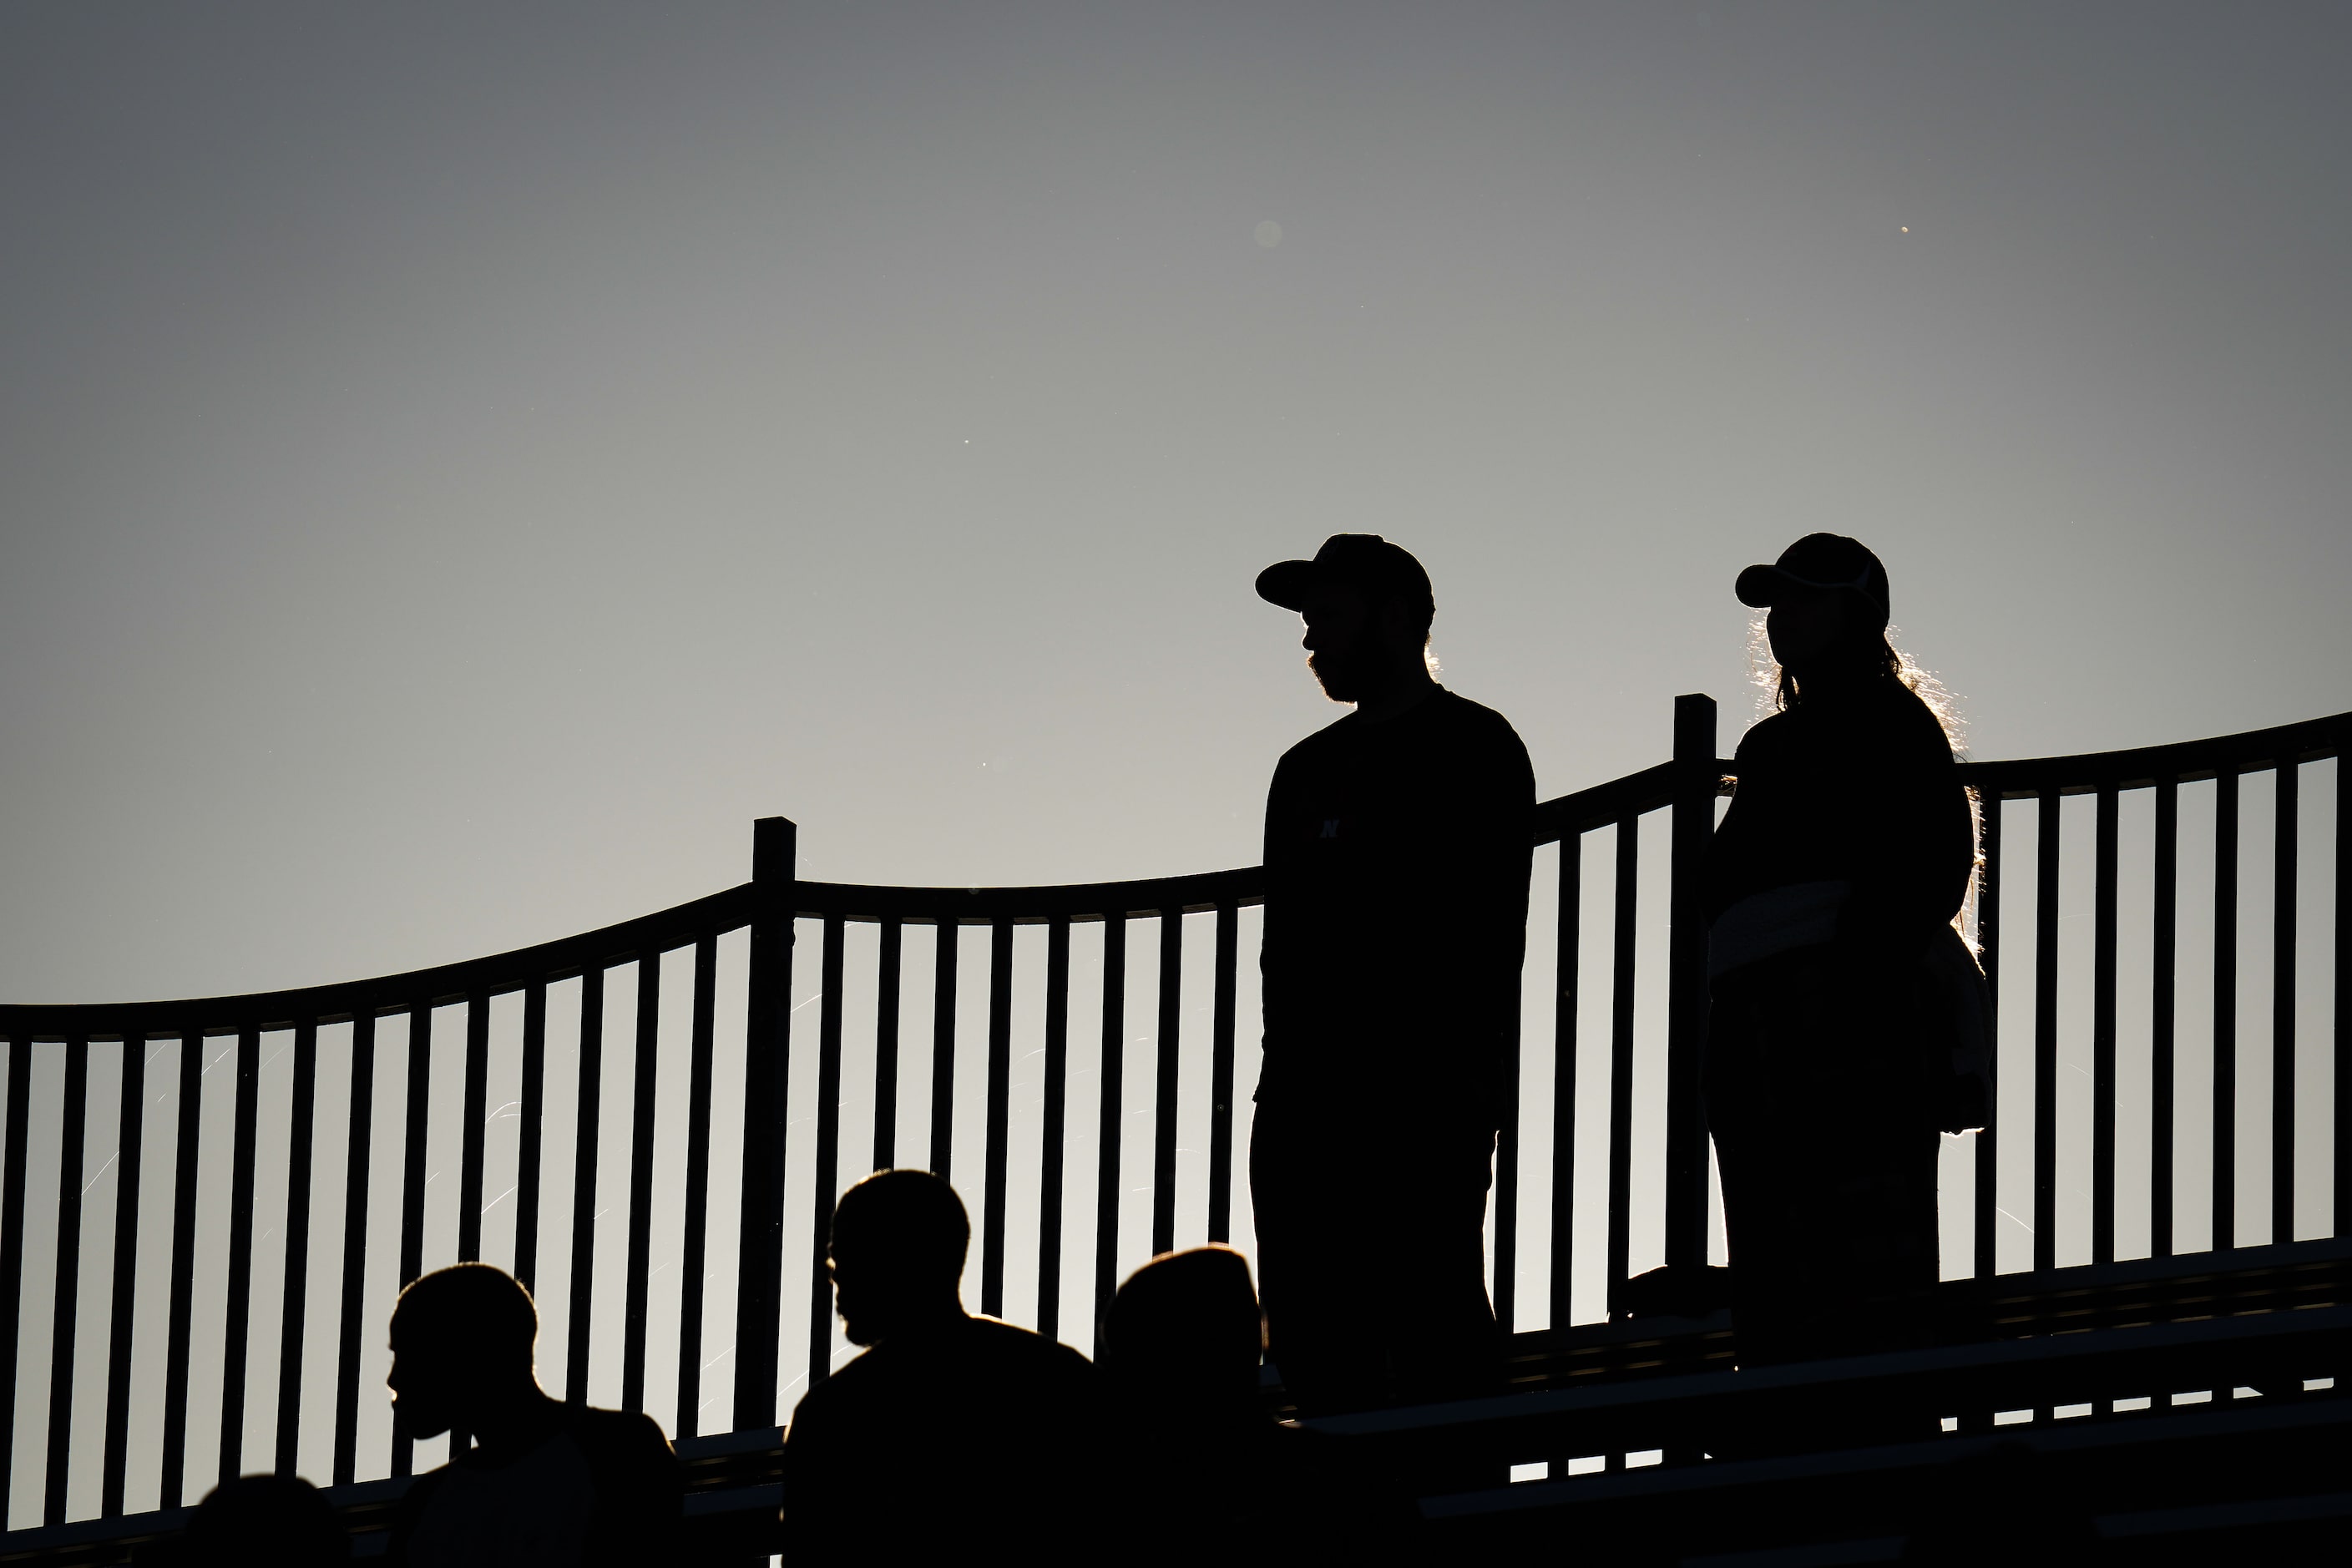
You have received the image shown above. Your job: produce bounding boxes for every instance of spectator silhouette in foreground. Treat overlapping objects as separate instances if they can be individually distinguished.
[383,1263,680,1567]
[780,1170,1102,1558]
[1705,534,1983,1382]
[1252,534,1535,1417]
[1100,1246,1417,1560]
[141,1474,350,1567]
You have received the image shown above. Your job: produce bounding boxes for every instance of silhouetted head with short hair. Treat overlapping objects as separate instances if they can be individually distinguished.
[387,1262,541,1440]
[827,1170,970,1347]
[181,1474,349,1567]
[1101,1246,1266,1421]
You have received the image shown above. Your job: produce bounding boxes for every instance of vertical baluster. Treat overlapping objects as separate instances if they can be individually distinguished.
[1606,816,1639,1301]
[872,920,902,1171]
[733,816,796,1433]
[1972,799,2002,1278]
[458,999,490,1263]
[99,1036,146,1516]
[2271,761,2299,1245]
[43,1039,89,1524]
[1093,916,1128,1331]
[1151,911,1183,1258]
[159,1030,203,1507]
[515,983,548,1294]
[2032,792,2060,1272]
[274,1022,318,1475]
[930,923,959,1182]
[216,1025,262,1485]
[2335,756,2349,1243]
[2213,769,2239,1252]
[1038,918,1073,1341]
[331,1013,376,1487]
[2092,786,2119,1265]
[392,1004,432,1477]
[622,952,663,1415]
[0,1039,28,1526]
[1551,833,1583,1330]
[1206,906,1238,1246]
[2151,781,2178,1258]
[981,921,1014,1318]
[807,918,846,1390]
[675,936,718,1440]
[566,968,605,1408]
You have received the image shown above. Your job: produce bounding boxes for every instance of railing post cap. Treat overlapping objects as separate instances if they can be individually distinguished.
[1672,694,1717,760]
[753,817,799,886]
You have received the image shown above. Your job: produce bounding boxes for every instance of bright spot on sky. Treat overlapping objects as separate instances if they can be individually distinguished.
[1901,225,1910,233]
[1255,220,1282,248]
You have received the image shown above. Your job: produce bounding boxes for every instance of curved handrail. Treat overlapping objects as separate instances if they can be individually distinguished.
[0,884,756,1040]
[4,710,2341,1042]
[1956,709,2350,797]
[794,865,1264,925]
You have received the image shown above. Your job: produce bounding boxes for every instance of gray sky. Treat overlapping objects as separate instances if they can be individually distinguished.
[3,0,2346,1001]
[2,4,2347,1523]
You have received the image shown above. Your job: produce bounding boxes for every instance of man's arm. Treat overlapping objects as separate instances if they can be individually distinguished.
[1257,750,1309,1050]
[1408,714,1536,1119]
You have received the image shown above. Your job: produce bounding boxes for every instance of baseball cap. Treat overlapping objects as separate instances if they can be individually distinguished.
[1255,534,1434,615]
[1734,534,1890,613]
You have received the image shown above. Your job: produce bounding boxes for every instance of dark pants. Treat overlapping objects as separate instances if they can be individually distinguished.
[1705,948,1942,1372]
[1248,1102,1501,1419]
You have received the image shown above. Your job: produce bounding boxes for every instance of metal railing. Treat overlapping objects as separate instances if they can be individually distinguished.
[0,698,2343,1534]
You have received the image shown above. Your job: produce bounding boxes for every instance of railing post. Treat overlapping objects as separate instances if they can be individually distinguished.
[734,816,797,1430]
[1664,694,1717,1272]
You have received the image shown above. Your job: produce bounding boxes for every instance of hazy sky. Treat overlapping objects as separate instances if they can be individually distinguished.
[4,2,2348,1004]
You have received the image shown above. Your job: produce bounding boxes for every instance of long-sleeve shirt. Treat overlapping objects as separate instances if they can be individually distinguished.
[1705,675,1974,962]
[1257,687,1536,1128]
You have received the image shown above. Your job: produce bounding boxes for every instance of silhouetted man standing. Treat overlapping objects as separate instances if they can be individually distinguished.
[779,1170,1102,1557]
[1252,534,1535,1416]
[383,1264,680,1567]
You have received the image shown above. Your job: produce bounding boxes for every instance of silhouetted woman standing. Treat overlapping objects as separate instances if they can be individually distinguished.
[1705,534,1980,1370]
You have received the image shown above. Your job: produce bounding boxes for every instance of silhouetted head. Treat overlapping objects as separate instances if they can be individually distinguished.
[828,1170,970,1347]
[1257,534,1436,705]
[1737,533,1928,718]
[184,1474,349,1566]
[1101,1246,1266,1418]
[1738,534,1892,673]
[386,1263,540,1439]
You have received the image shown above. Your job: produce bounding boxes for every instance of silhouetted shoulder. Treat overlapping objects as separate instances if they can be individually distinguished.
[387,1405,679,1568]
[791,1314,1095,1436]
[783,1316,1101,1553]
[965,1312,1095,1376]
[1425,686,1525,743]
[570,1406,682,1567]
[1274,707,1365,774]
[1882,679,1960,757]
[569,1405,680,1490]
[1276,686,1527,770]
[1735,681,1954,768]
